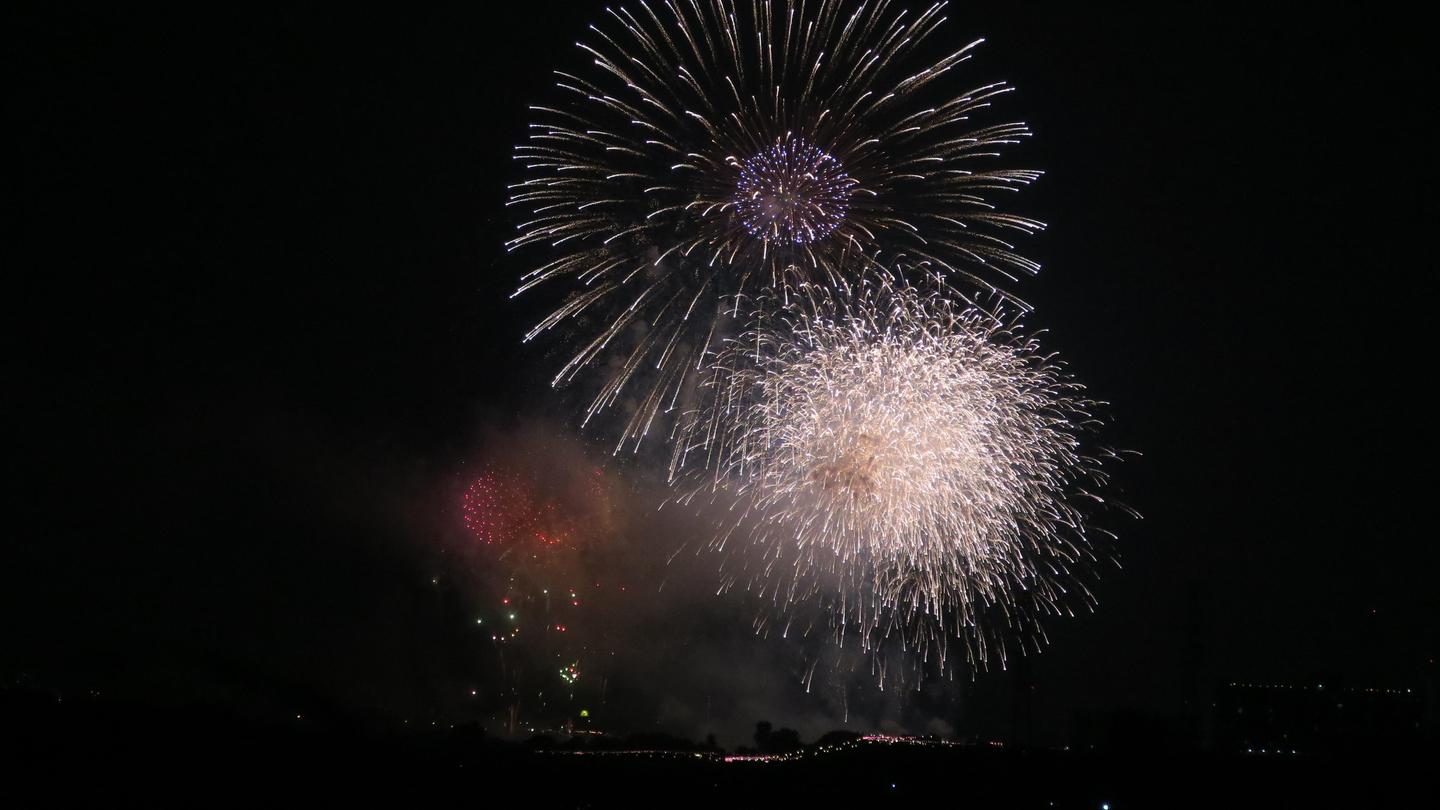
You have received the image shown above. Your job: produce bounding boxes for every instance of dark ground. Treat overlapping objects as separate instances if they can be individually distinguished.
[8,687,1433,808]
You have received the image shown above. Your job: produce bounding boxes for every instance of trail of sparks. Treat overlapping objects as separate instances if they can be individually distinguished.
[675,273,1126,674]
[504,3,1128,678]
[508,1,1043,451]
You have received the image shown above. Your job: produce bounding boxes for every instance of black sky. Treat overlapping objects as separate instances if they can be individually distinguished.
[10,3,1436,744]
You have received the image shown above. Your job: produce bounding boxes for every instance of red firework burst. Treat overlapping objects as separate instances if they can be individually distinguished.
[462,467,610,551]
[462,470,528,545]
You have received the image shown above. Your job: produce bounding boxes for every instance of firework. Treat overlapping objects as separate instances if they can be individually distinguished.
[679,274,1123,673]
[509,0,1042,449]
[463,469,544,547]
[462,466,614,553]
[458,460,623,731]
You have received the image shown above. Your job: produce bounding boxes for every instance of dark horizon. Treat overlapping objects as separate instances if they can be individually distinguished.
[9,0,1435,768]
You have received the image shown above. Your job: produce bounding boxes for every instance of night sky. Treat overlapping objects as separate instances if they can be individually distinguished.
[11,3,1434,747]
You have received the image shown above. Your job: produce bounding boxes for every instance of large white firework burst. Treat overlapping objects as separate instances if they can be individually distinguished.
[680,275,1122,674]
[508,0,1043,449]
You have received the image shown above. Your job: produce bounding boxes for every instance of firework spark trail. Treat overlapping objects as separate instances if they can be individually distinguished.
[508,1,1043,451]
[675,273,1125,674]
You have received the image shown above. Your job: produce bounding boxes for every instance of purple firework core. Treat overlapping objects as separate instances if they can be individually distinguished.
[734,137,854,245]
